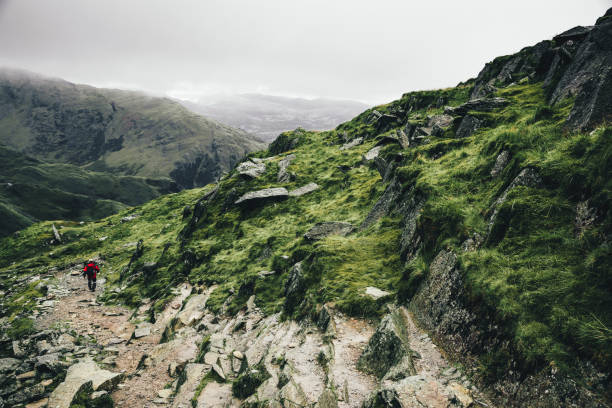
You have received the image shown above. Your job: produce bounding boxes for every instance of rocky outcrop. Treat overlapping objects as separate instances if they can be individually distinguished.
[470,11,612,131]
[363,146,382,161]
[455,115,482,138]
[48,357,123,408]
[444,97,509,116]
[236,159,266,179]
[490,150,511,178]
[277,154,296,182]
[303,222,355,241]
[289,182,320,197]
[357,309,415,380]
[234,187,289,207]
[283,262,305,312]
[340,137,363,150]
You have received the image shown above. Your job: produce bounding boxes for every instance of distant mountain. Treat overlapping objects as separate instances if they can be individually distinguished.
[180,93,368,142]
[0,144,179,236]
[0,69,265,189]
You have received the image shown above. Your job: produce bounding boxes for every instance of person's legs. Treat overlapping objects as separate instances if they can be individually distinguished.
[88,276,93,291]
[91,276,96,291]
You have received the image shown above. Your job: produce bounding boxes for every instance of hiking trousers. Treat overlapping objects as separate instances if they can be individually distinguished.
[87,273,97,291]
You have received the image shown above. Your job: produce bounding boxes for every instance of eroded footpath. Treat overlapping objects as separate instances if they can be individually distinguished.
[8,262,494,408]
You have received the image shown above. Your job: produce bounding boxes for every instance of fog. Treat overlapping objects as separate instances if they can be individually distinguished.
[0,0,608,104]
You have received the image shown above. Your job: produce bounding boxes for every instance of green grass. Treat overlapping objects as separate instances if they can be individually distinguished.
[1,80,610,394]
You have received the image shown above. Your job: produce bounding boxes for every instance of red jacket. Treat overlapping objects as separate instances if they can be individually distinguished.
[83,262,99,277]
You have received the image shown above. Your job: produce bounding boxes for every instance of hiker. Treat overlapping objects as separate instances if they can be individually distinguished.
[82,260,99,292]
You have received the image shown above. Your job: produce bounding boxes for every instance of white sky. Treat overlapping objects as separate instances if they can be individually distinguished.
[0,0,609,104]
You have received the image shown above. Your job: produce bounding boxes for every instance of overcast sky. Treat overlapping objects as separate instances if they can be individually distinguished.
[0,0,608,104]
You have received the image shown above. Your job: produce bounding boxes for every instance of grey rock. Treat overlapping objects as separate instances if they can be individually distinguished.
[234,187,289,206]
[363,146,382,161]
[317,388,338,408]
[339,137,363,151]
[456,115,482,138]
[490,150,511,178]
[236,160,266,179]
[357,309,415,379]
[364,286,391,300]
[0,358,20,374]
[444,97,509,116]
[284,262,304,312]
[52,224,62,243]
[289,182,319,197]
[212,363,225,380]
[304,222,355,241]
[133,326,151,339]
[360,178,401,230]
[35,353,64,373]
[277,154,296,182]
[427,114,454,129]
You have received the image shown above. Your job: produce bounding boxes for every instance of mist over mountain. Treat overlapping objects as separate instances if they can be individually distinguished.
[180,93,368,142]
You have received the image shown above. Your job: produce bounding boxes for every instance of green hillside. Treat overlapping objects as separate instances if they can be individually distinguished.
[0,68,265,189]
[0,144,178,236]
[1,10,611,408]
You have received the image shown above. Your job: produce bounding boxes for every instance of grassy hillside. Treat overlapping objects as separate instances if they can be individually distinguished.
[0,68,265,189]
[0,144,179,236]
[2,13,611,405]
[3,80,610,395]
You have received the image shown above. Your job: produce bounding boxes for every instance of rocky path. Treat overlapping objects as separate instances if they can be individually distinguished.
[8,263,494,408]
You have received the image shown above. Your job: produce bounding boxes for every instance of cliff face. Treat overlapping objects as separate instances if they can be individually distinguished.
[0,8,611,408]
[0,69,265,189]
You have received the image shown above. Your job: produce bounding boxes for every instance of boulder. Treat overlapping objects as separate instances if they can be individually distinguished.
[364,286,391,300]
[0,357,20,374]
[490,150,511,178]
[357,309,415,379]
[133,325,151,339]
[363,146,382,161]
[317,388,338,408]
[284,262,305,312]
[235,188,289,207]
[171,363,210,408]
[455,115,482,138]
[236,160,266,179]
[175,293,209,328]
[444,97,509,116]
[48,358,123,408]
[304,222,355,241]
[289,182,320,197]
[277,154,296,183]
[427,114,454,129]
[339,137,363,151]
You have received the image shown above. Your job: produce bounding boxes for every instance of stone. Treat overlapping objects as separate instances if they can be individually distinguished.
[490,150,511,178]
[357,309,415,379]
[284,262,305,312]
[444,97,509,116]
[158,388,172,399]
[289,182,320,197]
[204,351,219,365]
[277,154,296,182]
[232,350,244,360]
[35,353,63,373]
[456,115,482,138]
[363,146,382,161]
[52,223,62,243]
[12,341,25,357]
[449,383,473,407]
[25,398,49,408]
[0,357,20,373]
[236,160,266,179]
[234,187,289,206]
[212,363,225,380]
[171,363,210,407]
[257,270,276,279]
[16,370,36,380]
[339,137,363,150]
[317,388,338,408]
[48,358,122,408]
[428,114,454,129]
[133,326,151,339]
[303,222,355,241]
[246,295,256,312]
[364,286,391,300]
[120,214,139,223]
[175,293,209,328]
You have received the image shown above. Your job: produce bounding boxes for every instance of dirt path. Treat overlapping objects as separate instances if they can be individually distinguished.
[35,265,186,407]
[32,264,493,408]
